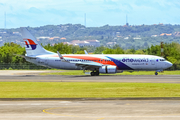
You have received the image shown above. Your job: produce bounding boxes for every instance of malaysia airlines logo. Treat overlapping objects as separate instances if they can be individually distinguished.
[23,39,37,50]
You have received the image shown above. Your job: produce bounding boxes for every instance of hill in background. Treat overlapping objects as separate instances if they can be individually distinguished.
[0,23,180,50]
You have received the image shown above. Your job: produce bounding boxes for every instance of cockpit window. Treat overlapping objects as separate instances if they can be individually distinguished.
[160,59,166,61]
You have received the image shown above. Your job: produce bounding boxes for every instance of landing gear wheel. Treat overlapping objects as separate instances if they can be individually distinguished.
[91,72,95,76]
[155,72,158,75]
[95,72,99,76]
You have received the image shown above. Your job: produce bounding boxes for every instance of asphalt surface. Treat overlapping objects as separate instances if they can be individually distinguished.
[1,100,180,120]
[0,70,180,120]
[0,74,180,83]
[0,70,180,83]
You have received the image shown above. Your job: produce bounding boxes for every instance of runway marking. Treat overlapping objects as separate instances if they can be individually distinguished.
[0,103,41,106]
[0,104,24,106]
[43,106,82,118]
[17,104,24,105]
[43,106,180,120]
[30,103,41,105]
[97,117,105,120]
[59,101,72,103]
[43,106,105,120]
[135,110,160,111]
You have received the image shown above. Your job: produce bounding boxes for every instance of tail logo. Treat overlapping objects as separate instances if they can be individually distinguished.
[24,39,37,50]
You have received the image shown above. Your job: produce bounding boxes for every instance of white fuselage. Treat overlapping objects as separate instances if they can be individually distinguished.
[25,54,172,71]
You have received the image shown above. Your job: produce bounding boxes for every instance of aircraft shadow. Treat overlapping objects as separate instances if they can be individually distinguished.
[67,75,117,78]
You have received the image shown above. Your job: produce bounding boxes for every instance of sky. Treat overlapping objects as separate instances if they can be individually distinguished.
[0,0,180,28]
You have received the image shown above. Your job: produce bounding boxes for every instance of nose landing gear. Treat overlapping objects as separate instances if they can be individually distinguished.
[155,72,158,75]
[155,70,163,75]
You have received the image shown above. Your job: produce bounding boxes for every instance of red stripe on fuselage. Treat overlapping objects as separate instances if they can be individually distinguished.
[41,55,117,66]
[64,55,116,66]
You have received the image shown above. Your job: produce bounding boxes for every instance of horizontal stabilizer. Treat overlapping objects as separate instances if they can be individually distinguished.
[14,54,37,59]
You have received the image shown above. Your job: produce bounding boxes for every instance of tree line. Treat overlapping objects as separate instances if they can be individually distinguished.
[0,42,180,70]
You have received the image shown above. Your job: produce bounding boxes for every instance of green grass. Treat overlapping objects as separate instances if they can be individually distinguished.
[0,82,180,98]
[41,70,180,76]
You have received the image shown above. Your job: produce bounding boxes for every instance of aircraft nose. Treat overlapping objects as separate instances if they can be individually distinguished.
[166,61,173,68]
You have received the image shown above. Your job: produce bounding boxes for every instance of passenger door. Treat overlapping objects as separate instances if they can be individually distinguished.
[151,58,155,65]
[151,58,157,69]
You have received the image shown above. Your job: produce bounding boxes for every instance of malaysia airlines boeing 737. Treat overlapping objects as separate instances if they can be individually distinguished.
[20,27,172,76]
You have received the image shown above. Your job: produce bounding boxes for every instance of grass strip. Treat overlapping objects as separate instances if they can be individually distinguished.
[41,70,180,75]
[0,82,180,98]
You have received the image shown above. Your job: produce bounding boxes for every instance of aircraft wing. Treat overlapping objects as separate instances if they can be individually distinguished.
[57,51,103,69]
[70,61,103,70]
[70,61,102,68]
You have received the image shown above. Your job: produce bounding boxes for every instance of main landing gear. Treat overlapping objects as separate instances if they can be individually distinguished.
[91,71,99,76]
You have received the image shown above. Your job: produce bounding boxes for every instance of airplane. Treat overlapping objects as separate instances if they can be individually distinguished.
[20,27,173,76]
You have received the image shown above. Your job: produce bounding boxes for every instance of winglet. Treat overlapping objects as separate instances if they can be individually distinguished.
[57,51,67,62]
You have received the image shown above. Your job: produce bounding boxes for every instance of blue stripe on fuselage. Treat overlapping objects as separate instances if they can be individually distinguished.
[106,56,133,70]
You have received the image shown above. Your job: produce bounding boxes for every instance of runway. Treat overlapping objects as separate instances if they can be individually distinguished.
[1,100,180,120]
[0,75,180,83]
[0,70,179,83]
[0,71,180,120]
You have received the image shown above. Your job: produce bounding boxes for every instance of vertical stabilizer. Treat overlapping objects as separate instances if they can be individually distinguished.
[20,27,54,56]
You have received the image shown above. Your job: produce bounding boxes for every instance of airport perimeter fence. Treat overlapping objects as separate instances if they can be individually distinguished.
[0,63,49,70]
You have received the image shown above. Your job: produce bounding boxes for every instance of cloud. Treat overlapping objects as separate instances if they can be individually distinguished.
[28,7,43,14]
[0,0,180,28]
[46,9,77,17]
[0,3,4,6]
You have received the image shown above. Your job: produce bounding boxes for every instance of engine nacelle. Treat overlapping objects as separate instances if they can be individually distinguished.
[99,66,117,74]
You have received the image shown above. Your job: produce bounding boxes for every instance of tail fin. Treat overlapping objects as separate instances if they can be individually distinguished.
[20,27,54,56]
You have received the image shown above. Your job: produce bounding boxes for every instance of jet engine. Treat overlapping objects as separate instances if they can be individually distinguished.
[99,66,117,74]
